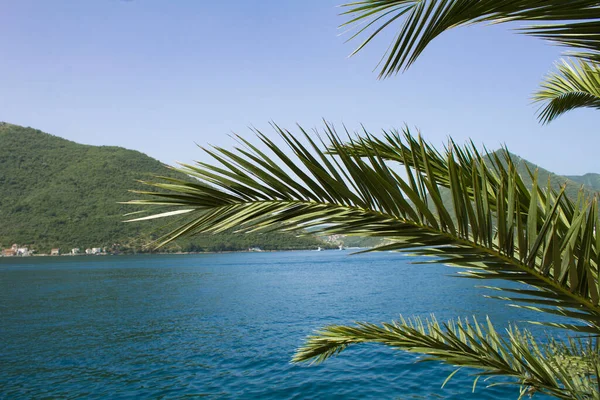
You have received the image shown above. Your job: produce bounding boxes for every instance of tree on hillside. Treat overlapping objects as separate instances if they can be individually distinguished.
[128,2,600,398]
[341,0,600,123]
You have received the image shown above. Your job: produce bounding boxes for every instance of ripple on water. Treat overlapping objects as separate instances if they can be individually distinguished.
[0,252,557,399]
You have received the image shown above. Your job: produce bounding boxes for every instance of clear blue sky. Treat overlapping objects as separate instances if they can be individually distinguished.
[1,0,597,174]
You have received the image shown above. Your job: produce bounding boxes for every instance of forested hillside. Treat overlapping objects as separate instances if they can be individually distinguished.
[500,152,596,200]
[565,173,600,192]
[1,122,596,254]
[0,123,326,253]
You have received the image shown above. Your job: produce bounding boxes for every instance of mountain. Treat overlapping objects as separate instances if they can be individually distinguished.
[498,152,596,200]
[437,151,597,220]
[1,122,596,254]
[564,173,600,192]
[0,123,326,253]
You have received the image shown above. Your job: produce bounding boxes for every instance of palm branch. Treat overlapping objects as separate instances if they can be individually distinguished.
[126,124,600,396]
[534,59,600,124]
[293,315,599,399]
[340,0,600,78]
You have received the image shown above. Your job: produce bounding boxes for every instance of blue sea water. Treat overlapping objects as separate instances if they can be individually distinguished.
[0,251,556,399]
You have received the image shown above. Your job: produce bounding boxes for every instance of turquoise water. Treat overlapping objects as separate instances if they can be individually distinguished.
[1,251,553,399]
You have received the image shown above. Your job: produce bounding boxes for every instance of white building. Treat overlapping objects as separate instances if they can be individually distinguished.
[16,247,30,256]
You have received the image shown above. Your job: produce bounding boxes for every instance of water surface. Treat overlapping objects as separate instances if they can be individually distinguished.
[1,251,554,399]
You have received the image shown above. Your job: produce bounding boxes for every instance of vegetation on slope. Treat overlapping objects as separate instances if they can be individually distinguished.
[0,123,326,253]
[498,151,596,200]
[565,173,600,192]
[0,121,594,255]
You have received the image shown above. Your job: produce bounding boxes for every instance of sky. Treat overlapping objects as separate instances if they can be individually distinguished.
[1,0,598,175]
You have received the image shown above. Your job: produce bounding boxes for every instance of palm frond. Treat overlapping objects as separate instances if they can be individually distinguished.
[126,124,600,334]
[340,0,600,78]
[292,315,599,399]
[331,126,586,242]
[534,59,600,124]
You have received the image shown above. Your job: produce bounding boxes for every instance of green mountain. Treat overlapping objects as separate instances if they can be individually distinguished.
[565,173,600,192]
[1,123,596,254]
[498,152,596,200]
[437,151,597,220]
[0,123,326,253]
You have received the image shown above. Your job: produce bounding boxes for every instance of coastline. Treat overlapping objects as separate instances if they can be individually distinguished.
[0,247,348,258]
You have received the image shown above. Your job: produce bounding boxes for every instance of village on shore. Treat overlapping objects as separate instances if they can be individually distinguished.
[1,236,356,258]
[1,243,108,257]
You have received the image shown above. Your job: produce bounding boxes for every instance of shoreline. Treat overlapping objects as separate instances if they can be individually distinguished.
[0,247,349,258]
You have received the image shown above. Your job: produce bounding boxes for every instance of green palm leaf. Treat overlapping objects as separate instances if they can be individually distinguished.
[292,315,599,399]
[128,124,600,397]
[340,0,600,78]
[126,124,600,334]
[534,59,600,124]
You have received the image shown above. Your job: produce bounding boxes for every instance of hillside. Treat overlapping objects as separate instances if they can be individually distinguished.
[1,123,596,253]
[0,123,326,253]
[436,151,597,220]
[499,152,596,200]
[565,173,600,192]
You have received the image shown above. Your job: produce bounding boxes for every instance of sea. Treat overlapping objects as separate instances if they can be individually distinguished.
[0,250,557,399]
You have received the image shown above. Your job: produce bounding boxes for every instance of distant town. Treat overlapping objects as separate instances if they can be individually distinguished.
[1,236,361,257]
[1,243,107,257]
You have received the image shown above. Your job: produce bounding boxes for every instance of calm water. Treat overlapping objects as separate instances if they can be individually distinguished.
[0,251,555,399]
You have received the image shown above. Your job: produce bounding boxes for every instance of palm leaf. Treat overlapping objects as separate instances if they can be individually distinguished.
[339,0,600,78]
[126,124,600,333]
[292,315,599,399]
[534,59,600,124]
